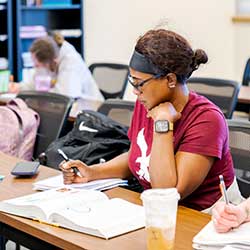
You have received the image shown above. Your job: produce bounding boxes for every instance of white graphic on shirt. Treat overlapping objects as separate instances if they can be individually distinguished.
[136,128,150,182]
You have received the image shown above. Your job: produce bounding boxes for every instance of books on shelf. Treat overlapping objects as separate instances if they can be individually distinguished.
[20,26,47,39]
[52,29,82,38]
[0,187,145,239]
[33,174,128,191]
[193,220,250,250]
[42,0,72,6]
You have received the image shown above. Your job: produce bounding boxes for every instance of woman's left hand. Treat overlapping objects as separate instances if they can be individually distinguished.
[147,102,181,122]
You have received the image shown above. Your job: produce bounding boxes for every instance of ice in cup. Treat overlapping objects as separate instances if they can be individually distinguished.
[141,188,180,250]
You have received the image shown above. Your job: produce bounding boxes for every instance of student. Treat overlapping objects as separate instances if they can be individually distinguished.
[60,29,242,212]
[9,33,104,101]
[212,198,250,232]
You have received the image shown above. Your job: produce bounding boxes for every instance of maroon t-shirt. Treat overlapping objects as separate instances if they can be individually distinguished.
[128,91,234,211]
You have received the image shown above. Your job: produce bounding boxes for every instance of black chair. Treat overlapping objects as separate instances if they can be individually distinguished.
[17,91,74,159]
[242,58,250,86]
[89,63,129,99]
[227,119,250,198]
[187,77,240,119]
[97,99,135,126]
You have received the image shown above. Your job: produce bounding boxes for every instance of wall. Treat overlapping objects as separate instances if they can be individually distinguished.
[85,0,237,81]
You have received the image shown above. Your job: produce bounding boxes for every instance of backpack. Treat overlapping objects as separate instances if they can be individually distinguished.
[0,98,40,160]
[40,110,130,169]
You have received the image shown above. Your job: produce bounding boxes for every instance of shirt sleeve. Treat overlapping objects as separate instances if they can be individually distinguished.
[19,81,36,91]
[178,110,228,159]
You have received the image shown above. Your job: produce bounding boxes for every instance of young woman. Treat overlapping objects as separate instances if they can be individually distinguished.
[9,33,104,101]
[60,29,242,212]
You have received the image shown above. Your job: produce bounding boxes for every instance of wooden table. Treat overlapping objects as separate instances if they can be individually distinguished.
[0,153,210,250]
[238,85,250,105]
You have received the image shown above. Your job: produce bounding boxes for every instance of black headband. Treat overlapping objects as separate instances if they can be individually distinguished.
[129,50,166,75]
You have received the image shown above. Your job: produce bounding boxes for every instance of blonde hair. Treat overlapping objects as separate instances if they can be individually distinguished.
[52,32,64,47]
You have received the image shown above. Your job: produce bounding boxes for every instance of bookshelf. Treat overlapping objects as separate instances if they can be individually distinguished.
[0,0,13,73]
[14,0,84,81]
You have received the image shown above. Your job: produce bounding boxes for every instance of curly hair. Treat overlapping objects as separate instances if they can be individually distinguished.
[135,29,208,82]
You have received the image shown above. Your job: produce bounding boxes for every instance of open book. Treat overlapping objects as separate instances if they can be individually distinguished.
[0,188,145,239]
[193,220,250,250]
[33,174,128,191]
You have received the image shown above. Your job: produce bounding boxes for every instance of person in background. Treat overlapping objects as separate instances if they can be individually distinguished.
[60,29,243,212]
[212,198,250,232]
[9,33,104,101]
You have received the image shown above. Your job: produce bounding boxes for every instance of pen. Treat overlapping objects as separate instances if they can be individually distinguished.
[219,175,229,204]
[57,149,82,178]
[33,218,60,227]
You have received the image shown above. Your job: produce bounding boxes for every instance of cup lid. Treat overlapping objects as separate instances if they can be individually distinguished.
[141,188,180,201]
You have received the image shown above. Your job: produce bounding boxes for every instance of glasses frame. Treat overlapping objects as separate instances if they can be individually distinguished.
[128,73,164,92]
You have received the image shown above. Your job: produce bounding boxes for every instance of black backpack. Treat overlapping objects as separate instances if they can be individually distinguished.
[39,110,130,169]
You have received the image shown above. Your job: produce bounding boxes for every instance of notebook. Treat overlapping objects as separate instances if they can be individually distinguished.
[193,220,250,250]
[33,174,128,191]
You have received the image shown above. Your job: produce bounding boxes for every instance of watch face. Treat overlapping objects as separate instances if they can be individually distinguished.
[155,120,170,133]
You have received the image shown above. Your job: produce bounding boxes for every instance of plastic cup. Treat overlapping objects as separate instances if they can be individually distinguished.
[141,188,180,250]
[34,74,51,91]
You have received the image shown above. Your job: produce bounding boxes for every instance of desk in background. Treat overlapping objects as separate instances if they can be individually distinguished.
[68,98,102,122]
[0,152,210,250]
[236,85,250,115]
[238,85,250,105]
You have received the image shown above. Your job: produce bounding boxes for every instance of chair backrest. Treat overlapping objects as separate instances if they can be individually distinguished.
[242,58,250,86]
[187,77,240,119]
[89,63,129,99]
[17,91,74,159]
[97,99,135,126]
[227,119,250,198]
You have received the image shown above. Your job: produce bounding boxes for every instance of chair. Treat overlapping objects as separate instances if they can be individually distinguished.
[227,119,250,198]
[89,63,129,99]
[97,99,135,126]
[17,91,74,159]
[187,77,240,119]
[242,58,250,86]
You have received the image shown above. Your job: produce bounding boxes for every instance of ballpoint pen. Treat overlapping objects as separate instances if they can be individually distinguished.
[57,149,83,178]
[219,175,229,204]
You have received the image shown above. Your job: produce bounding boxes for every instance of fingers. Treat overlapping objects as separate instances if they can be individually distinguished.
[212,203,240,232]
[62,171,75,184]
[59,160,89,184]
[212,217,231,233]
[213,206,237,228]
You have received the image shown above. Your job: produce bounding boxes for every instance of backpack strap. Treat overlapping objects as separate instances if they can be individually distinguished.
[8,98,28,110]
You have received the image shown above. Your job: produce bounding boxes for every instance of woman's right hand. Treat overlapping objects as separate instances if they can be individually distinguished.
[212,201,247,233]
[59,160,93,184]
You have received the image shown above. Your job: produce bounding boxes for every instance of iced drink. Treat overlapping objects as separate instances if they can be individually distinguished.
[141,188,180,250]
[35,74,51,91]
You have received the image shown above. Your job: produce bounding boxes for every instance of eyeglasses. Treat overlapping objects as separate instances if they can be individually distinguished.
[127,73,164,92]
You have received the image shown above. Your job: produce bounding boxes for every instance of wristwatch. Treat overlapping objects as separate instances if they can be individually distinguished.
[154,120,174,133]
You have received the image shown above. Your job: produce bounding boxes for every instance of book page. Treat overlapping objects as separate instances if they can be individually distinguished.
[49,198,145,239]
[0,188,108,222]
[193,220,250,245]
